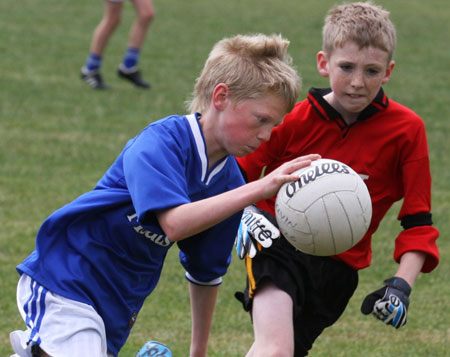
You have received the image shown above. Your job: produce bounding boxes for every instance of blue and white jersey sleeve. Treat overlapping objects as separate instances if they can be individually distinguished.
[119,114,246,285]
[121,118,193,226]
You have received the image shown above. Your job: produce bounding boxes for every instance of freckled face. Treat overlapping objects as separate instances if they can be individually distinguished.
[318,42,394,117]
[216,94,288,157]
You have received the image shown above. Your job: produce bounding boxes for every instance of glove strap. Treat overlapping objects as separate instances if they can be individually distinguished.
[383,277,411,297]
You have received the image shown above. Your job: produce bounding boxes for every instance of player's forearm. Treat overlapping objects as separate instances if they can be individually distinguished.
[189,283,219,357]
[394,251,427,287]
[157,179,268,242]
[158,154,320,242]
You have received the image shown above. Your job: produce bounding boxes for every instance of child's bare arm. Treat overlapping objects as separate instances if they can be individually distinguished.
[156,154,320,242]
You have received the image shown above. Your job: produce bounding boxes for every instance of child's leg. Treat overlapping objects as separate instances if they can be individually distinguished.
[11,274,110,357]
[89,0,123,57]
[249,280,294,357]
[80,0,123,89]
[116,0,154,88]
[127,0,154,52]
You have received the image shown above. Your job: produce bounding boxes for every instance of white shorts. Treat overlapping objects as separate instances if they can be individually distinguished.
[10,274,114,357]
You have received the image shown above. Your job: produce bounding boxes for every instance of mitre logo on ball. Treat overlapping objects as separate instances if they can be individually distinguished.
[275,158,372,256]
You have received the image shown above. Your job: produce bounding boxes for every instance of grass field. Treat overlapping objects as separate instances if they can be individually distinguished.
[1,0,449,355]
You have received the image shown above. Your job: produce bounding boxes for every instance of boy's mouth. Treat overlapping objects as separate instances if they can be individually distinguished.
[348,93,364,98]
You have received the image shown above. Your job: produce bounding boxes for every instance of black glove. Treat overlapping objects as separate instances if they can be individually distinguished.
[361,277,411,329]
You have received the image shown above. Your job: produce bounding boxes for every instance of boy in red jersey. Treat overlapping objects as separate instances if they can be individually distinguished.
[235,2,440,356]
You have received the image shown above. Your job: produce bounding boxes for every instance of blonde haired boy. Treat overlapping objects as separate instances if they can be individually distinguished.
[11,34,319,357]
[236,3,439,356]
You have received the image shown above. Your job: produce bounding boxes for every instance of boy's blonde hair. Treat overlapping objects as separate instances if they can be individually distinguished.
[322,2,396,61]
[187,34,301,114]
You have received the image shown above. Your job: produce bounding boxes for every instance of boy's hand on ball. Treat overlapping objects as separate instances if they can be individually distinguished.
[361,277,411,329]
[259,154,321,199]
[236,205,280,259]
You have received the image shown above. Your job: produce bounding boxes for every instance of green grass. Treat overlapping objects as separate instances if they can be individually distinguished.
[1,0,449,355]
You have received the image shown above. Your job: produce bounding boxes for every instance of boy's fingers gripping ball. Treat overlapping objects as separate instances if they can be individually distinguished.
[136,341,172,357]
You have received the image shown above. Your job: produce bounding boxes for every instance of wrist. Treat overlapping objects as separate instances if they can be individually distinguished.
[384,277,411,296]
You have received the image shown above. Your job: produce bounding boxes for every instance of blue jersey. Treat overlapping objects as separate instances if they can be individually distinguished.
[17,113,245,355]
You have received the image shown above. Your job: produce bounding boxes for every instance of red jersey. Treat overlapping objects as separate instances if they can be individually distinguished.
[238,88,439,272]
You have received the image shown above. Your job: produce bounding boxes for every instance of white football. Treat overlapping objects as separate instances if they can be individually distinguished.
[275,158,372,256]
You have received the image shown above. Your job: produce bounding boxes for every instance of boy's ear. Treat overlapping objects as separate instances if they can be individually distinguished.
[381,60,395,85]
[212,83,230,110]
[317,51,330,78]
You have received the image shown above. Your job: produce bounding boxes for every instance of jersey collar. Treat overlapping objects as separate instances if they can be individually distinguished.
[186,113,229,185]
[307,87,389,127]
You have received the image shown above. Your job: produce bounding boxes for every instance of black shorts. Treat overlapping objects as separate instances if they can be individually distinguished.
[235,235,358,357]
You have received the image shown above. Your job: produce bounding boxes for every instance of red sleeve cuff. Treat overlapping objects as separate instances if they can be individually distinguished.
[394,225,440,273]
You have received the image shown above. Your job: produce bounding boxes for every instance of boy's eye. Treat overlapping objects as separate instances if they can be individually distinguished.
[340,64,353,72]
[257,117,267,124]
[366,68,380,76]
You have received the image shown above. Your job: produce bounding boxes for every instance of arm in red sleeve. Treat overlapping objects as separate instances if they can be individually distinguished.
[394,225,439,273]
[394,118,439,273]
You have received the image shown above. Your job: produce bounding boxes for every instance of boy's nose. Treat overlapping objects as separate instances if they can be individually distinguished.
[257,128,272,142]
[350,71,364,87]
